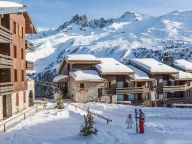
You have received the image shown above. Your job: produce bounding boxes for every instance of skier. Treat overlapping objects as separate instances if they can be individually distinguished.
[138,109,145,133]
[126,114,133,129]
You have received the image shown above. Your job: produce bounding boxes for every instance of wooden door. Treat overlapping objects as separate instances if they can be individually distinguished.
[3,95,7,118]
[98,88,103,98]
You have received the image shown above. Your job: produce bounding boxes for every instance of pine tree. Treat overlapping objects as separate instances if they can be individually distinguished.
[80,108,98,136]
[55,94,64,109]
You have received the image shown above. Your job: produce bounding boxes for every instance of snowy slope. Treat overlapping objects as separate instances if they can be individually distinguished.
[26,10,192,79]
[0,102,192,144]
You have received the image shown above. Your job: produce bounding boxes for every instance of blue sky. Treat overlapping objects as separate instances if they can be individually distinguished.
[12,0,192,31]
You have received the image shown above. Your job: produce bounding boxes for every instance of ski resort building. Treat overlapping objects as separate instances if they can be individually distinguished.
[55,54,192,106]
[129,58,192,106]
[0,1,36,120]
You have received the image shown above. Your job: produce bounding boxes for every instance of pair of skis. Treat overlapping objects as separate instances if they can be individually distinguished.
[135,109,139,133]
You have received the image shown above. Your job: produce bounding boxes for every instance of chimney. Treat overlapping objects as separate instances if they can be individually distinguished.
[162,56,174,66]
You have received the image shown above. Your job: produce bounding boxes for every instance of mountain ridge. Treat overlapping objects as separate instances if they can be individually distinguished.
[26,10,192,81]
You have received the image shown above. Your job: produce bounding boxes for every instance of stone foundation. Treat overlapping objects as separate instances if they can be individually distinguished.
[0,80,35,120]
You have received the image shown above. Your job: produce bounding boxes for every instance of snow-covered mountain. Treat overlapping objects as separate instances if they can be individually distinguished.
[26,10,192,81]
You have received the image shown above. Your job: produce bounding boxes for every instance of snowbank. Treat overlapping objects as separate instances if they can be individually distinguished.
[0,103,192,144]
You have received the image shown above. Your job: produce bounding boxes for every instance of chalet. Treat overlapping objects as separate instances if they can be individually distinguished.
[55,55,192,106]
[129,58,192,106]
[124,65,156,106]
[0,1,36,120]
[95,58,134,102]
[55,54,102,101]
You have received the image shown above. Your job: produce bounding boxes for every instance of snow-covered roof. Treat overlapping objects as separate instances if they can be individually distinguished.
[130,58,178,74]
[0,1,26,15]
[174,59,192,72]
[70,70,106,82]
[64,54,100,63]
[53,75,69,82]
[126,65,151,81]
[172,70,192,80]
[0,1,37,34]
[0,1,23,8]
[96,58,133,75]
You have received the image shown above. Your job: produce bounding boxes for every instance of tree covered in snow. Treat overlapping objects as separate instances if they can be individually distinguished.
[80,108,98,136]
[55,93,64,109]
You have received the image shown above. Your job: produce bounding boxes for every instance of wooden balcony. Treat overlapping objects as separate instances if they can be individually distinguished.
[116,87,150,95]
[26,61,34,70]
[0,26,12,43]
[105,88,116,95]
[163,97,192,104]
[0,82,14,96]
[25,40,34,52]
[163,85,191,92]
[0,54,13,68]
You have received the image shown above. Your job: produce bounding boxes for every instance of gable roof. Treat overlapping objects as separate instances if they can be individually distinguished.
[126,65,154,81]
[172,70,192,81]
[69,70,106,82]
[96,58,133,75]
[0,1,37,34]
[57,54,100,74]
[129,58,178,75]
[174,59,192,72]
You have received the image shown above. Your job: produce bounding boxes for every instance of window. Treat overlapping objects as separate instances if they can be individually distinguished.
[21,48,24,59]
[22,27,24,38]
[16,93,19,106]
[13,22,16,34]
[14,69,17,82]
[21,70,24,81]
[23,91,26,103]
[117,95,124,101]
[14,46,17,58]
[128,94,135,101]
[80,83,84,89]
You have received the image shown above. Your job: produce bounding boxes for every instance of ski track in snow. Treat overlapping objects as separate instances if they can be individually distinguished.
[0,103,192,144]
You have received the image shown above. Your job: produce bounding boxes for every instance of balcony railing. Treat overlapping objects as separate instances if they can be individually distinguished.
[26,61,34,70]
[105,88,116,95]
[163,85,191,92]
[0,54,13,68]
[163,97,192,104]
[25,40,34,52]
[0,26,12,43]
[0,82,14,96]
[116,87,150,95]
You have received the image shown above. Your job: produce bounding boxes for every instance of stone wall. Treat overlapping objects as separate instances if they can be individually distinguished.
[69,78,106,103]
[11,91,25,114]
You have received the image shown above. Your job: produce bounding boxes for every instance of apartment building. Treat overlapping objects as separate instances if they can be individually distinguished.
[0,1,36,120]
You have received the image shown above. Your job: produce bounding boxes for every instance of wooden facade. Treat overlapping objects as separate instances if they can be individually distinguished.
[55,55,192,107]
[0,5,36,120]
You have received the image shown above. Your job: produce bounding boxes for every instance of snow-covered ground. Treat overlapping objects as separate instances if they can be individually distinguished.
[0,102,192,144]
